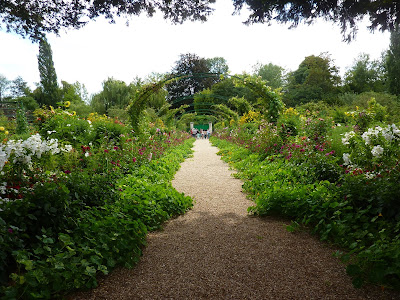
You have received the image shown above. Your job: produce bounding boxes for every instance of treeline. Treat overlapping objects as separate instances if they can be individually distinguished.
[2,26,400,126]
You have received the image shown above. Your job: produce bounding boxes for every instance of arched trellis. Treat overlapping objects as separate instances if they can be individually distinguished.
[127,72,282,133]
[128,72,222,132]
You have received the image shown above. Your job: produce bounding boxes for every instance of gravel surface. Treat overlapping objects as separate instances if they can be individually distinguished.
[68,139,399,300]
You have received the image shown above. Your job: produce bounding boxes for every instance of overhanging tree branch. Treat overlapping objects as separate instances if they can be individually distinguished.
[232,0,400,42]
[0,0,216,41]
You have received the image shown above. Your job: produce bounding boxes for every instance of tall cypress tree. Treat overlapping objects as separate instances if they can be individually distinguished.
[386,25,400,95]
[37,37,59,106]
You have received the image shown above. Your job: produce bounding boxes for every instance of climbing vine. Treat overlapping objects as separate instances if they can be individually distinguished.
[231,75,284,122]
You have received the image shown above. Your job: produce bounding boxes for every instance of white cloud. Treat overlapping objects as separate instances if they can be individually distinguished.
[0,0,391,96]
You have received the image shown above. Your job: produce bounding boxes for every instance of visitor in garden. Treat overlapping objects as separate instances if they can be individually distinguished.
[207,129,211,139]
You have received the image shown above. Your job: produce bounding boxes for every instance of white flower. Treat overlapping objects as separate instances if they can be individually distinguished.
[361,127,380,145]
[382,127,394,141]
[0,134,66,171]
[0,182,7,195]
[361,131,371,145]
[343,153,351,165]
[371,145,384,157]
[365,172,377,179]
[341,131,355,145]
[0,149,7,170]
[67,124,71,127]
[85,152,89,157]
[62,145,73,152]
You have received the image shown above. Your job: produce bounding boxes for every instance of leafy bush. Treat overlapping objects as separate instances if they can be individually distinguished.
[89,118,130,146]
[35,110,91,146]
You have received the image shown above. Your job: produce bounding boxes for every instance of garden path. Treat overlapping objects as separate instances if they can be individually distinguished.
[70,139,398,299]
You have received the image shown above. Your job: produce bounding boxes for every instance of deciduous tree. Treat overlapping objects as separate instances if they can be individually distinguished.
[0,74,9,101]
[37,37,59,106]
[344,53,385,93]
[253,62,286,89]
[90,78,137,115]
[284,54,340,106]
[166,53,215,108]
[10,76,31,99]
[206,57,229,75]
[386,25,400,95]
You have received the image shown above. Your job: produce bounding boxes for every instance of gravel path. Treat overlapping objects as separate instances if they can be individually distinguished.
[69,139,399,299]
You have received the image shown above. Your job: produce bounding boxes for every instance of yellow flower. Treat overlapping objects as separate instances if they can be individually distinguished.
[72,111,76,116]
[50,106,55,113]
[4,131,8,135]
[0,127,4,131]
[64,101,71,108]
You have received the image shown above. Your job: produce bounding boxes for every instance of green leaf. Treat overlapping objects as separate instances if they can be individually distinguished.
[59,233,72,245]
[352,276,364,288]
[329,202,339,208]
[42,237,54,244]
[85,266,96,276]
[368,266,386,283]
[346,264,362,276]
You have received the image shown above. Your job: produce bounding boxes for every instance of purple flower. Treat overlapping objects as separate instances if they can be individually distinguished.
[8,228,13,234]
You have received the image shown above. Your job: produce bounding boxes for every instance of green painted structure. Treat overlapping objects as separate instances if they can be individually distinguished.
[194,124,209,130]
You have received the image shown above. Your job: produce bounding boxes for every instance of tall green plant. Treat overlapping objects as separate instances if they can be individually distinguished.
[386,24,400,95]
[15,102,29,135]
[37,37,59,106]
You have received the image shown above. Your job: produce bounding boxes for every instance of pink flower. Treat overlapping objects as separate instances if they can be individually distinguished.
[132,157,137,163]
[8,228,13,233]
[64,170,71,174]
[104,149,109,153]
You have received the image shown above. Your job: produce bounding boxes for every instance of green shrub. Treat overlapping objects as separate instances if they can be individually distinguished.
[211,135,400,290]
[89,119,130,146]
[38,113,91,146]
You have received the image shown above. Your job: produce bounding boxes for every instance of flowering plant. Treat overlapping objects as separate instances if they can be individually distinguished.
[341,124,400,175]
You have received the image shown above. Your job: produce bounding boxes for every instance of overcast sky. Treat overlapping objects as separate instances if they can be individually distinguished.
[0,0,391,96]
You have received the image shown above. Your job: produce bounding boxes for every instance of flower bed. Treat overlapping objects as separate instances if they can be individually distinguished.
[0,108,194,299]
[211,116,400,290]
